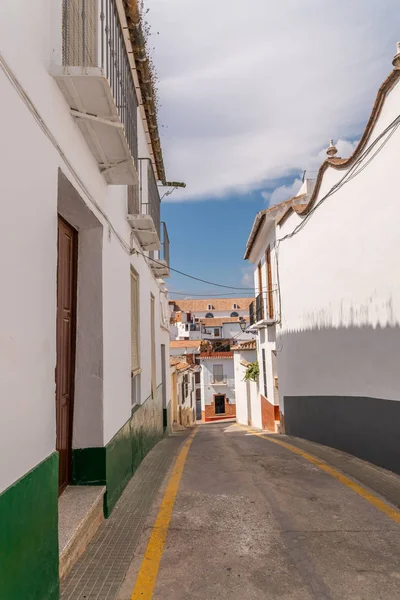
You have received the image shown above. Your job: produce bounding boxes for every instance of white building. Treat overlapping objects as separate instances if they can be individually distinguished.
[200,352,237,422]
[170,357,197,428]
[0,1,173,597]
[244,196,306,432]
[232,341,261,428]
[245,48,400,473]
[170,298,254,342]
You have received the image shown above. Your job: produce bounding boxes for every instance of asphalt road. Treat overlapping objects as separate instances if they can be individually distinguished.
[119,422,400,600]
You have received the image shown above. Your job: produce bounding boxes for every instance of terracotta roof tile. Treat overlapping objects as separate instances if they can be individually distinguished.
[170,340,201,349]
[200,352,234,359]
[171,298,253,312]
[200,317,248,327]
[232,340,257,351]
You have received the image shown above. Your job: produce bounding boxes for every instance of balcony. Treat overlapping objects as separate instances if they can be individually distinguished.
[128,158,161,250]
[53,0,138,184]
[150,222,170,278]
[210,376,235,386]
[249,291,278,328]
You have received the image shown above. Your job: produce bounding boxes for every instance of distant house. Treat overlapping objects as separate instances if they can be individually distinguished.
[170,357,197,427]
[170,298,256,422]
[199,352,236,422]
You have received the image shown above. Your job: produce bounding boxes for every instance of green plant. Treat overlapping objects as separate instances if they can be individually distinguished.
[244,361,259,382]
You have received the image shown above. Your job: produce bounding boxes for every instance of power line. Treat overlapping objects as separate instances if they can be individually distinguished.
[277,113,400,244]
[133,248,254,290]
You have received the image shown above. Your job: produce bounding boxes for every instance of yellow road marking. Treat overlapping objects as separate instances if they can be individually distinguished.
[131,427,199,599]
[234,423,400,525]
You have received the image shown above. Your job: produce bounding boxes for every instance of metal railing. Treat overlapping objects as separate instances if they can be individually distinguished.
[160,222,169,267]
[211,375,227,384]
[249,301,255,326]
[255,292,265,322]
[139,159,161,238]
[62,0,138,163]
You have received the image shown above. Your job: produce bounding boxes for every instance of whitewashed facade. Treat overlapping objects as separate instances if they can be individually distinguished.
[200,354,236,421]
[0,1,172,597]
[245,53,400,470]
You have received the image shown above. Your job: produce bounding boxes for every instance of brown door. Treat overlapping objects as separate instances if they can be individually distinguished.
[56,217,78,495]
[266,245,274,318]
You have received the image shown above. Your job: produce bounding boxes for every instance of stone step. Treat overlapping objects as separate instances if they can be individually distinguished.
[59,485,105,580]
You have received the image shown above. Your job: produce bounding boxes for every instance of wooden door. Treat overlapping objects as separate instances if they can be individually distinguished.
[214,395,225,415]
[266,246,274,318]
[56,217,78,495]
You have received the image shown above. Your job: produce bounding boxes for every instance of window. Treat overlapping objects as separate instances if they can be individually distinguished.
[150,294,156,397]
[130,269,140,407]
[205,312,214,318]
[130,270,140,374]
[127,183,139,215]
[213,364,224,383]
[262,349,268,398]
[232,303,238,309]
[257,261,263,295]
[207,304,213,310]
[266,245,274,319]
[230,311,239,317]
[214,328,220,337]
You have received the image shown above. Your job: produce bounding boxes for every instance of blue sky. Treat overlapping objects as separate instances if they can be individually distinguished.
[147,0,400,297]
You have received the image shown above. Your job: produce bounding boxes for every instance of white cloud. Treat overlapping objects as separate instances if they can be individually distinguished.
[263,138,359,205]
[148,0,400,201]
[265,178,303,206]
[241,266,254,287]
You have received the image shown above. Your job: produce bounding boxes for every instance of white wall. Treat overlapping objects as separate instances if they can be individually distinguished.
[0,2,170,492]
[234,350,257,425]
[200,359,236,406]
[276,75,400,409]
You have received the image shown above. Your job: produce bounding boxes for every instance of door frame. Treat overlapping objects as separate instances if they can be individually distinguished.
[56,215,78,495]
[213,393,226,415]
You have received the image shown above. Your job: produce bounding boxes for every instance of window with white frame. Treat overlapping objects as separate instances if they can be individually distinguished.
[213,364,224,383]
[130,269,140,406]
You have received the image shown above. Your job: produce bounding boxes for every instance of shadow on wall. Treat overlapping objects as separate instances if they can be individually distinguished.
[278,324,400,474]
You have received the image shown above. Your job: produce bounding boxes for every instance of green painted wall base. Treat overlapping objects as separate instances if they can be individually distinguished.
[72,386,165,517]
[0,453,59,600]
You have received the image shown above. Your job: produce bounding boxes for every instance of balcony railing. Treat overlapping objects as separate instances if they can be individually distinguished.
[211,376,235,386]
[255,292,265,322]
[249,301,255,326]
[139,158,161,238]
[149,222,170,278]
[160,222,169,269]
[56,0,138,183]
[250,290,278,327]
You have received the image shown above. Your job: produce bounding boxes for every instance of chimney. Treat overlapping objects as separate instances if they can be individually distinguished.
[392,42,400,69]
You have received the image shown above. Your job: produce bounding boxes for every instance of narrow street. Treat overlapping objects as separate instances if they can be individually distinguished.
[62,422,400,600]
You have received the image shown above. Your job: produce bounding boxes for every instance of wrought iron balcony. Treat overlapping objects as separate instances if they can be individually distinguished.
[53,0,138,184]
[256,292,265,322]
[249,301,255,326]
[250,290,278,328]
[128,158,161,250]
[149,222,170,279]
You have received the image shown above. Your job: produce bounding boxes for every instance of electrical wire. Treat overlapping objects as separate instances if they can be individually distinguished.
[277,113,400,244]
[132,248,254,290]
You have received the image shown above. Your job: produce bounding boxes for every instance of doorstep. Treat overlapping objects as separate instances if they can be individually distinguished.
[59,485,106,580]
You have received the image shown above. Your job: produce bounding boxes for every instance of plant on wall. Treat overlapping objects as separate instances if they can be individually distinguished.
[243,361,259,382]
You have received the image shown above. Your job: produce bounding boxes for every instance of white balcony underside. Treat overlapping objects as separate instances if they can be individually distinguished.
[52,66,137,185]
[127,214,160,251]
[251,317,277,329]
[150,259,170,278]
